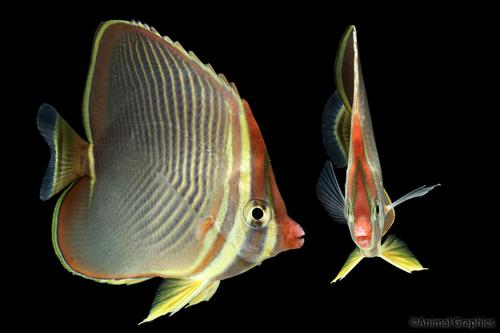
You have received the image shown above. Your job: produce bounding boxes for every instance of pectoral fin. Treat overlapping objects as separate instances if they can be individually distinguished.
[140,279,219,324]
[386,184,440,211]
[379,235,427,273]
[383,184,440,235]
[317,161,347,223]
[332,247,363,283]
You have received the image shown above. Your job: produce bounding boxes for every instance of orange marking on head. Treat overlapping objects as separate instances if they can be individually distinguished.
[242,99,266,199]
[354,215,371,249]
[242,100,304,253]
[278,216,305,250]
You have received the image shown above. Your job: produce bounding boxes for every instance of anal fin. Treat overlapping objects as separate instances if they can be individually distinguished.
[322,91,350,168]
[140,279,219,324]
[187,280,220,307]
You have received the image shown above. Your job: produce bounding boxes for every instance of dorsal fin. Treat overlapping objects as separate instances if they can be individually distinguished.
[321,25,357,168]
[334,25,356,112]
[102,20,242,100]
[322,90,350,168]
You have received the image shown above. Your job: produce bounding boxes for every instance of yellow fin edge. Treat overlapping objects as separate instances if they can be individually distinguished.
[140,279,220,324]
[332,247,363,283]
[379,235,428,273]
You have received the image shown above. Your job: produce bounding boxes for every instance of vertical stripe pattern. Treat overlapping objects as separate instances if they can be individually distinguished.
[54,21,288,282]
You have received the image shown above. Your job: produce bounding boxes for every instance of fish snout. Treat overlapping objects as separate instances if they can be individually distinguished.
[280,217,305,250]
[353,217,371,249]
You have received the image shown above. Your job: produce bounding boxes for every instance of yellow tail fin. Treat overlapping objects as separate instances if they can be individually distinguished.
[140,279,219,324]
[37,104,90,200]
[332,247,364,283]
[379,235,427,273]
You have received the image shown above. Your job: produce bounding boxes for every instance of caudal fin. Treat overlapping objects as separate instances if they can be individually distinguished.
[379,235,427,273]
[37,104,90,201]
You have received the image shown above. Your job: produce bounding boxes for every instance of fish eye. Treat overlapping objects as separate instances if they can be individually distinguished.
[371,200,382,219]
[252,207,264,220]
[243,199,273,229]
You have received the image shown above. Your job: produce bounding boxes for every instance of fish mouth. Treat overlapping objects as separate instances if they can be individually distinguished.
[355,236,370,249]
[354,223,368,236]
[278,217,305,251]
[294,235,305,249]
[290,223,305,249]
[353,218,370,248]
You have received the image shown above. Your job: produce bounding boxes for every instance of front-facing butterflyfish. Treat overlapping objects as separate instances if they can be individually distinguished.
[316,26,439,283]
[37,20,304,323]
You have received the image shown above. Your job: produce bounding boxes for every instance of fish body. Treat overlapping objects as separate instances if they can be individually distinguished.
[317,26,439,282]
[38,20,304,323]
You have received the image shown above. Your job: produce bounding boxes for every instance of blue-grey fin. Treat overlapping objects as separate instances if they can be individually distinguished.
[37,103,89,201]
[316,161,347,223]
[322,91,350,168]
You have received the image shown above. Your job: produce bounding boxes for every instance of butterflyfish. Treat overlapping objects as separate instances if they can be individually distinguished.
[317,25,439,283]
[38,20,304,323]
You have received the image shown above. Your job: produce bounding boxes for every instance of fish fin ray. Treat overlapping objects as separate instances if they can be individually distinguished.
[140,279,217,324]
[332,247,363,283]
[387,184,440,211]
[322,91,350,168]
[317,161,347,223]
[187,280,220,307]
[379,235,427,273]
[37,104,90,201]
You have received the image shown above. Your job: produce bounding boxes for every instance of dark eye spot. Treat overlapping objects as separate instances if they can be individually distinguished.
[252,207,264,220]
[375,204,380,215]
[243,199,272,229]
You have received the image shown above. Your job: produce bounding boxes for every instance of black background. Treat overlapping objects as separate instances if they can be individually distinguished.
[7,3,496,332]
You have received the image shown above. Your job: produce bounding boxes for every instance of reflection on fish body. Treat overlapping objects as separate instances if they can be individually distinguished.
[317,26,439,282]
[38,20,304,323]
